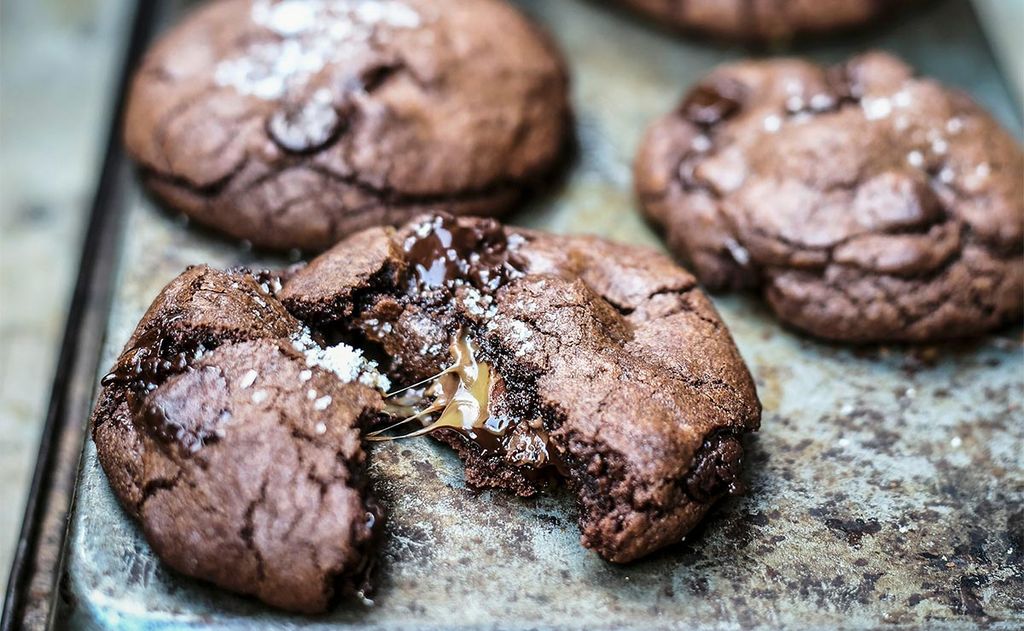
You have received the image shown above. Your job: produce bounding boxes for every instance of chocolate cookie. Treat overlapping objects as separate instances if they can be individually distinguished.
[281,213,762,563]
[91,266,388,612]
[613,0,907,41]
[636,52,1024,343]
[124,0,570,250]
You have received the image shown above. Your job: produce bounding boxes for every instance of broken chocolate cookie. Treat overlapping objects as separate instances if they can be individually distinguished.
[281,213,762,563]
[91,266,386,612]
[636,52,1024,343]
[123,0,570,251]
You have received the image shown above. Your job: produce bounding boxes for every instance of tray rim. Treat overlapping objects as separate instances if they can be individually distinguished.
[0,2,155,628]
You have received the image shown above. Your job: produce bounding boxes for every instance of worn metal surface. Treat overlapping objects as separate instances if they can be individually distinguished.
[56,0,1023,628]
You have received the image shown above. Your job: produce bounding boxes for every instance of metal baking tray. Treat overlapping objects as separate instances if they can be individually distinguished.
[4,0,1022,628]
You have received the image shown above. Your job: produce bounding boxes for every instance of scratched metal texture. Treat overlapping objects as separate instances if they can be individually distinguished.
[55,0,1023,628]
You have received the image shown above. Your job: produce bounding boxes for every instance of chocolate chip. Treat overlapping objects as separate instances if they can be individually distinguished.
[685,433,744,502]
[268,91,344,153]
[402,214,522,291]
[680,78,745,127]
[357,63,402,93]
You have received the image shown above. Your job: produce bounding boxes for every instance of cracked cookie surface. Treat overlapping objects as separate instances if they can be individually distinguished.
[123,0,570,250]
[91,266,384,612]
[613,0,908,41]
[281,213,762,563]
[636,52,1024,343]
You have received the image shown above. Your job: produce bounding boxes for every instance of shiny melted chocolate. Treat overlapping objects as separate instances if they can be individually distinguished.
[402,215,522,291]
[685,433,744,502]
[680,77,745,127]
[100,325,205,393]
[100,322,219,456]
[136,365,230,455]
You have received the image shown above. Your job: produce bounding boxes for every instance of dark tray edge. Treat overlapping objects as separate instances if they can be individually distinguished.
[1,2,155,628]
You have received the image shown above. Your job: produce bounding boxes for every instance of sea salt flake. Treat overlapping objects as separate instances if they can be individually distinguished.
[724,238,750,265]
[950,436,962,448]
[292,327,317,352]
[292,329,390,392]
[691,135,712,152]
[508,320,536,357]
[809,93,833,111]
[463,288,497,319]
[892,90,912,108]
[507,233,526,250]
[356,1,420,27]
[261,0,318,35]
[252,389,269,404]
[906,150,924,167]
[762,115,781,133]
[315,422,328,435]
[239,369,258,389]
[862,97,892,120]
[308,343,365,382]
[314,395,333,411]
[216,0,421,100]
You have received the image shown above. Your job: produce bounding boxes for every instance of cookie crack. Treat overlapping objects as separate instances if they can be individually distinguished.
[240,477,269,584]
[136,469,185,513]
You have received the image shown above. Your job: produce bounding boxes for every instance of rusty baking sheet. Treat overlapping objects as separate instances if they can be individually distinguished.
[47,0,1023,628]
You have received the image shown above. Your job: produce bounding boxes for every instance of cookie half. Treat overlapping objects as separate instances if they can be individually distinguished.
[636,52,1024,343]
[613,0,908,41]
[124,0,570,250]
[91,266,386,612]
[281,213,762,563]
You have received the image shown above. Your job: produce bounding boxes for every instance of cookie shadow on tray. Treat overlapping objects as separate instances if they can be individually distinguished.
[130,114,580,261]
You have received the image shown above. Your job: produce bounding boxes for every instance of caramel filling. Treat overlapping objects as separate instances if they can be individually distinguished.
[369,331,491,440]
[368,331,562,472]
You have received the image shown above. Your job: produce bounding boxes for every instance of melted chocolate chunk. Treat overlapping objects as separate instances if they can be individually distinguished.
[680,78,745,127]
[354,62,402,93]
[402,214,522,291]
[684,433,744,502]
[101,327,204,393]
[138,365,231,455]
